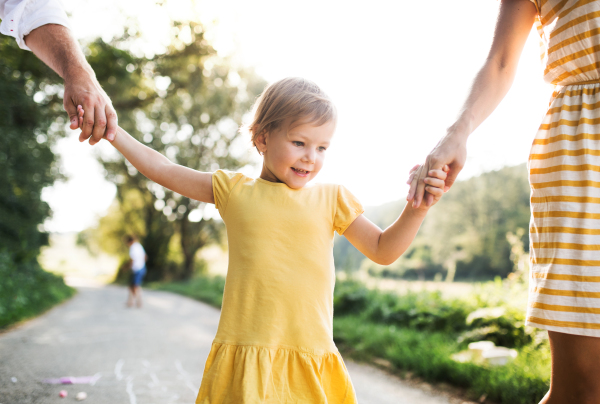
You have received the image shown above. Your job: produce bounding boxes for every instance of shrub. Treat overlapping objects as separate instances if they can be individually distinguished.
[363,290,472,333]
[0,251,75,328]
[459,306,533,348]
[333,279,370,315]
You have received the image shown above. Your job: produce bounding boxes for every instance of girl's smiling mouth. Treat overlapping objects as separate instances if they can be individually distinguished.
[292,167,310,177]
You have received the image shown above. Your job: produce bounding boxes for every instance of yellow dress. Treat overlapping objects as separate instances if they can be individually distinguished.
[526,0,600,336]
[195,170,363,403]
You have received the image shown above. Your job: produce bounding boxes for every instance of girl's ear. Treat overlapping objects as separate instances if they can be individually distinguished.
[255,131,268,154]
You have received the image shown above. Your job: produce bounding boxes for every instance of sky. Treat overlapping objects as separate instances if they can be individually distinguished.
[41,0,553,233]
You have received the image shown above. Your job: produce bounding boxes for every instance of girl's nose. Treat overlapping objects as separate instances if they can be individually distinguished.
[302,150,316,164]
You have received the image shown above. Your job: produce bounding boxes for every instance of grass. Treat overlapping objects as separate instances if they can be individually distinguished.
[334,315,550,404]
[0,251,76,329]
[154,274,551,404]
[150,275,225,309]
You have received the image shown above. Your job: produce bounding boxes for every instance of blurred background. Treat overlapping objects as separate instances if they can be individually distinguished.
[0,1,554,403]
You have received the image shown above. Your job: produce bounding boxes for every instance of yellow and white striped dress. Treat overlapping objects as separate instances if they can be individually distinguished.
[527,0,600,336]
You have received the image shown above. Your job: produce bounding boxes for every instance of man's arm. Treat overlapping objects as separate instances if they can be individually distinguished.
[25,24,117,144]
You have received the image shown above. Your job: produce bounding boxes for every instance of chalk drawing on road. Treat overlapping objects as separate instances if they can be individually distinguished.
[126,375,137,404]
[115,359,124,381]
[90,372,102,386]
[175,360,198,394]
[166,393,180,404]
[149,372,160,388]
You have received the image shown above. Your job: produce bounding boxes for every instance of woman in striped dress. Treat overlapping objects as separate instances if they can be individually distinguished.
[408,0,600,402]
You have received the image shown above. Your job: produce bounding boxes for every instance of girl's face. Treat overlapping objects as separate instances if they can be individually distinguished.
[257,119,336,189]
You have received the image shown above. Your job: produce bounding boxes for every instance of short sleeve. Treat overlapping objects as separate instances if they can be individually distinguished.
[212,170,246,215]
[0,0,71,51]
[333,185,364,235]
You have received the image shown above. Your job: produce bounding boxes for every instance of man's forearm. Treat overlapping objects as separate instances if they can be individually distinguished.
[24,23,94,82]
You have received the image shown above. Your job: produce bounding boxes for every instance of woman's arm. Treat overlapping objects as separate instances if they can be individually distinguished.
[344,168,446,265]
[111,126,214,204]
[408,0,537,208]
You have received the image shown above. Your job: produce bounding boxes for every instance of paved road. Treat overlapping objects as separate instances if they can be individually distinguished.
[0,285,470,404]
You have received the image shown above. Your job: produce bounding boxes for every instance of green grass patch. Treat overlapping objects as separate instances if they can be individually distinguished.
[334,315,549,404]
[0,251,76,329]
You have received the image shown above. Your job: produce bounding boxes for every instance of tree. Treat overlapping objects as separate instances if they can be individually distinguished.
[83,21,266,280]
[0,35,66,261]
[0,34,76,328]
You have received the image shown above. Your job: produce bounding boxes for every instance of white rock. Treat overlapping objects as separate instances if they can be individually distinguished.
[482,347,518,366]
[76,392,87,401]
[468,341,496,360]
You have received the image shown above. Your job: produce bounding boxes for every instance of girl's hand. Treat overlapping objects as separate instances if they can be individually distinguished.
[406,164,420,186]
[423,165,449,206]
[77,105,84,129]
[407,164,449,208]
[407,134,467,208]
[78,105,115,142]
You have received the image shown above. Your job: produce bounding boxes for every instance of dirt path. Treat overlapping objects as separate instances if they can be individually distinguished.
[0,285,471,404]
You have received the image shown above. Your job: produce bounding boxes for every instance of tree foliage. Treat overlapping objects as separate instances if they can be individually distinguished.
[0,32,75,328]
[0,35,66,260]
[81,21,266,280]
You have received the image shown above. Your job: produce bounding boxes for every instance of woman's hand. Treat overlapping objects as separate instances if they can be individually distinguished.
[406,0,536,208]
[407,133,467,208]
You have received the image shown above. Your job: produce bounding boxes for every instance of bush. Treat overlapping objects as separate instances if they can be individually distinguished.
[364,290,473,333]
[0,251,75,329]
[334,278,533,348]
[333,279,370,315]
[334,279,473,333]
[458,306,532,348]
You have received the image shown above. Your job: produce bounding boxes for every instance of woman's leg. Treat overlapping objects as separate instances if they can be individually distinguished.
[540,331,600,404]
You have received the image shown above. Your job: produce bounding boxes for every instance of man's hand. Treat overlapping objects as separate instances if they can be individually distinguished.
[24,24,117,144]
[407,133,467,208]
[64,69,117,144]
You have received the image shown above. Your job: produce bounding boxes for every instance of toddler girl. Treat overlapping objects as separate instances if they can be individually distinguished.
[79,77,447,403]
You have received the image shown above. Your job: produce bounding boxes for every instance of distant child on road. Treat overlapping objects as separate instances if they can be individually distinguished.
[125,235,147,308]
[78,77,447,403]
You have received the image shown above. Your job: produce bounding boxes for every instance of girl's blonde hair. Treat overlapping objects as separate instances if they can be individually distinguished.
[247,77,336,150]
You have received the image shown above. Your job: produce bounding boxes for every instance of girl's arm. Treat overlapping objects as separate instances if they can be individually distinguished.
[111,126,214,204]
[344,168,446,266]
[408,0,537,208]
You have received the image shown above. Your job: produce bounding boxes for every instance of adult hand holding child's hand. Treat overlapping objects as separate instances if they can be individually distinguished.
[407,132,467,208]
[406,163,449,207]
[22,23,118,145]
[66,72,117,145]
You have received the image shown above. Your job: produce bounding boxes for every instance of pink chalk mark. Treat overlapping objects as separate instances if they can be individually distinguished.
[43,375,101,385]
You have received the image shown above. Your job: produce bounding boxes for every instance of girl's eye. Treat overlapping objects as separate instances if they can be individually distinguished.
[292,141,304,147]
[318,146,327,152]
